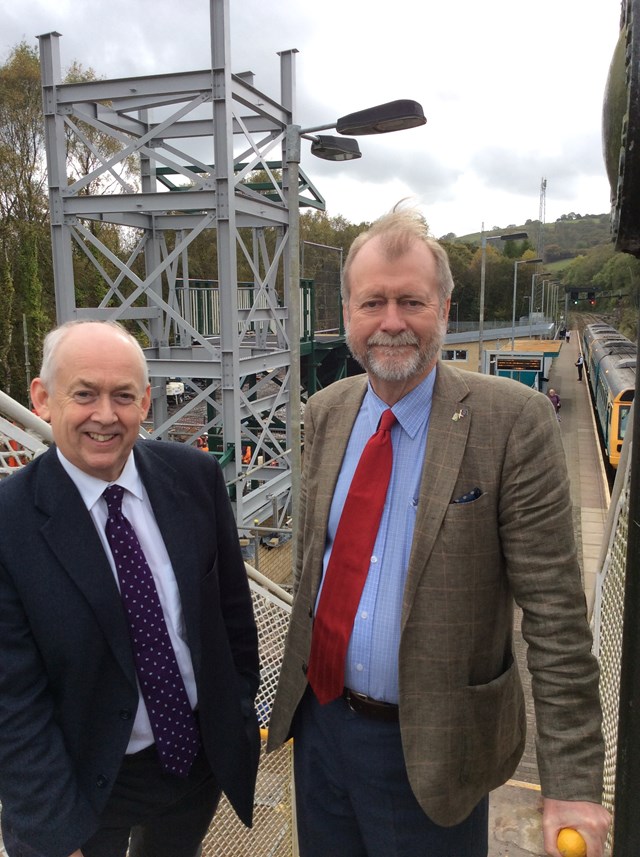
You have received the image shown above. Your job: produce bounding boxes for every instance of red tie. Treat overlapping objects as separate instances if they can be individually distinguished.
[306,408,397,704]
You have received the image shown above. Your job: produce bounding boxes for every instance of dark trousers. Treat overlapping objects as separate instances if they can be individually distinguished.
[293,690,489,857]
[2,745,221,857]
[81,745,221,857]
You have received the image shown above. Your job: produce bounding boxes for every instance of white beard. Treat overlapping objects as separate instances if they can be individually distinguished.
[346,319,446,383]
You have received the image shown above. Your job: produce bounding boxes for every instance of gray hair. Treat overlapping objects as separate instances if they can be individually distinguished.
[39,320,149,390]
[341,207,455,307]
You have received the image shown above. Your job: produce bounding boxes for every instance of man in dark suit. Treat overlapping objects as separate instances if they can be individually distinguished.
[268,209,611,856]
[0,320,260,857]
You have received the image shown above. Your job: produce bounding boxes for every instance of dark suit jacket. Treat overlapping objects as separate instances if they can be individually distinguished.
[0,440,260,857]
[268,362,604,826]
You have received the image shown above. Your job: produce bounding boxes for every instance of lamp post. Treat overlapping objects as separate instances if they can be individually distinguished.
[531,271,552,317]
[548,280,561,327]
[523,295,532,337]
[542,278,559,322]
[451,301,459,333]
[478,229,528,372]
[511,258,543,350]
[285,99,426,530]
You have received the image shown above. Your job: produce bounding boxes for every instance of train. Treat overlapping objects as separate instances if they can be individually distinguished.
[582,323,636,468]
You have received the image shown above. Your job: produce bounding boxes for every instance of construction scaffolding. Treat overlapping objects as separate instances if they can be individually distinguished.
[38,0,325,527]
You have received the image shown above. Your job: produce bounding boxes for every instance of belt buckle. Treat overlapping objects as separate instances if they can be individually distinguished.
[345,688,364,713]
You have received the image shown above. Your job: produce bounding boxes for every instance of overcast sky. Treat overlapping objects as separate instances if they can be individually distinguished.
[3,0,621,238]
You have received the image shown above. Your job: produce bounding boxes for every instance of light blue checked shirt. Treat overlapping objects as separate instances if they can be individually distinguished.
[320,367,436,704]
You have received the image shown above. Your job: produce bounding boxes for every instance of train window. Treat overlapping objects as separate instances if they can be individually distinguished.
[620,406,631,440]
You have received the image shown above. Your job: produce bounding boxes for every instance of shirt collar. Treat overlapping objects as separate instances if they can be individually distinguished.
[56,448,143,512]
[365,365,437,439]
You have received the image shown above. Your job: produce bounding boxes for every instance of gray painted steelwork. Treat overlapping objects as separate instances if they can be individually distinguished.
[38,0,321,527]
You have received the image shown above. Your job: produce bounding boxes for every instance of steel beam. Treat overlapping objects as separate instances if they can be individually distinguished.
[37,0,306,526]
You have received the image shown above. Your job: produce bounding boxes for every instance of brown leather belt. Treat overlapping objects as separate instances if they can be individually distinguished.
[342,688,399,722]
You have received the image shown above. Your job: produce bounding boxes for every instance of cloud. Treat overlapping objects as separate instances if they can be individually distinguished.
[0,0,621,236]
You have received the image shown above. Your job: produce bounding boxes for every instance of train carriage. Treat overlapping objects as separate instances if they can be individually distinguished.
[582,324,629,393]
[588,339,635,401]
[582,323,636,468]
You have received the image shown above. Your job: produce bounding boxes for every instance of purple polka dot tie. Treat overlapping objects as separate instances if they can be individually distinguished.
[103,485,200,778]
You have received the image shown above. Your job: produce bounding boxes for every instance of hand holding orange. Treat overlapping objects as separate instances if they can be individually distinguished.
[557,827,587,857]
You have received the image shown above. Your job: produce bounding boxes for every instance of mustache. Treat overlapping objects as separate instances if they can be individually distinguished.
[366,332,420,347]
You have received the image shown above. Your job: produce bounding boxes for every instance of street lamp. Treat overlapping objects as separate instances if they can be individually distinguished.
[523,295,532,337]
[309,136,362,161]
[542,278,559,321]
[451,301,459,333]
[478,229,528,372]
[545,279,560,326]
[531,270,552,317]
[285,98,427,531]
[511,258,543,350]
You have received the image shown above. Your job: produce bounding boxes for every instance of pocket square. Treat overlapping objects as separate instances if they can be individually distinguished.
[452,487,482,504]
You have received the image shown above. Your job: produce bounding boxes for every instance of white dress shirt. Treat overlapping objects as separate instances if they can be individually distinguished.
[57,448,197,753]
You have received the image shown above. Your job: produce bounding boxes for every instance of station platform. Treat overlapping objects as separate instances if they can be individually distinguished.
[488,328,610,856]
[0,331,610,857]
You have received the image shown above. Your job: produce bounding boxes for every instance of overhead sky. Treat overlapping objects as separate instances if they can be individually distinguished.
[3,0,621,238]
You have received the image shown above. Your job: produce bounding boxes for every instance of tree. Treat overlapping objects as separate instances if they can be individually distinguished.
[562,244,616,289]
[440,240,476,320]
[0,42,48,226]
[503,238,533,259]
[0,42,51,403]
[10,226,47,399]
[0,250,15,392]
[592,250,640,302]
[299,210,367,331]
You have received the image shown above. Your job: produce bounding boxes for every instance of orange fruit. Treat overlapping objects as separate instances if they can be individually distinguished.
[557,827,587,857]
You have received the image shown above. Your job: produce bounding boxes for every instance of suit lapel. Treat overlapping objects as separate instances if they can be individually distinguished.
[402,364,472,616]
[35,448,136,683]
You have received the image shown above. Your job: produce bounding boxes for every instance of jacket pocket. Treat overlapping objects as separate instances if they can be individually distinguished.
[460,657,525,784]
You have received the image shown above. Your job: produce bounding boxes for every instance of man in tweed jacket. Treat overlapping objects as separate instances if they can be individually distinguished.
[268,209,610,856]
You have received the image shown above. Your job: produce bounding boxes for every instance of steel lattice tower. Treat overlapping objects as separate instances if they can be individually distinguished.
[38,0,321,527]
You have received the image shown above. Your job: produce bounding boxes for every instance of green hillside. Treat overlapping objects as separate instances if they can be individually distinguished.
[446,212,612,262]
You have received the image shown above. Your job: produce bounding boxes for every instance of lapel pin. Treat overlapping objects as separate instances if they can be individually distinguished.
[452,408,468,422]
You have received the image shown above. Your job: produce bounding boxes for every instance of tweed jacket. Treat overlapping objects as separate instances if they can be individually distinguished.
[267,362,604,826]
[0,440,260,857]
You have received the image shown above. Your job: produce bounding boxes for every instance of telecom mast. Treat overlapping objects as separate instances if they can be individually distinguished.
[537,177,547,260]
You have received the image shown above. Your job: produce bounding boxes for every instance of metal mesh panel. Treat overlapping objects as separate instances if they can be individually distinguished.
[0,421,48,478]
[201,568,295,856]
[241,529,293,589]
[597,490,628,817]
[201,734,294,857]
[0,435,33,476]
[592,441,632,850]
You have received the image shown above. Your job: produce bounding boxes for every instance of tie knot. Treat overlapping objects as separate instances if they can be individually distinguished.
[103,484,125,516]
[378,409,396,432]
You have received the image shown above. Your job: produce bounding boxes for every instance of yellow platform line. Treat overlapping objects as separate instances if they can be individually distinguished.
[506,778,542,791]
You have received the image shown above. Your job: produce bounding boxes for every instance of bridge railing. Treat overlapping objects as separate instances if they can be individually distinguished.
[0,390,52,479]
[591,411,634,850]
